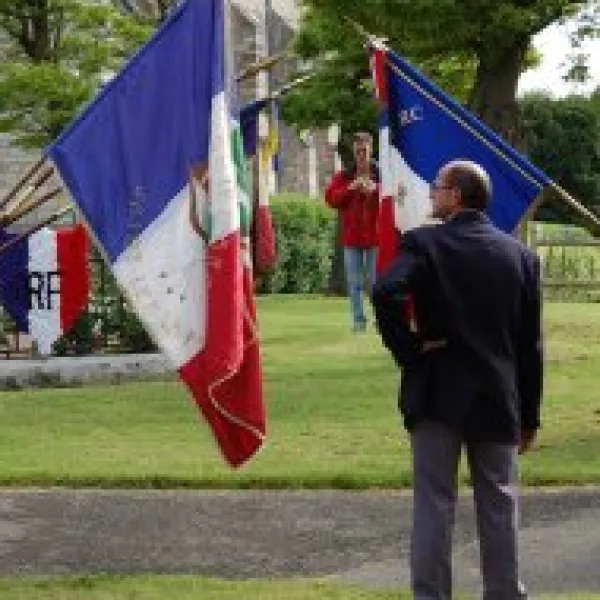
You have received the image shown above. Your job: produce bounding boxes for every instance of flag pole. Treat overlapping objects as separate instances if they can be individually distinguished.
[271,72,314,99]
[0,157,52,214]
[0,187,63,229]
[346,18,600,235]
[549,182,600,235]
[235,51,289,83]
[0,205,73,256]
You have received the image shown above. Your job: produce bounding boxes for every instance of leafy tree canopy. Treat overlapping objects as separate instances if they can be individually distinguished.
[283,0,599,156]
[521,91,600,223]
[0,0,155,147]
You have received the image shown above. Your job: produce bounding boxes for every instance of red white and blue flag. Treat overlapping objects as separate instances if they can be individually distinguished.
[371,44,551,274]
[48,0,266,467]
[239,97,278,275]
[0,225,89,354]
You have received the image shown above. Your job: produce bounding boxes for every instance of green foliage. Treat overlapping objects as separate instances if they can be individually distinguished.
[257,194,336,294]
[284,0,596,139]
[0,0,154,147]
[520,93,600,225]
[529,222,600,303]
[117,303,158,354]
[0,62,93,147]
[89,264,157,354]
[52,310,96,356]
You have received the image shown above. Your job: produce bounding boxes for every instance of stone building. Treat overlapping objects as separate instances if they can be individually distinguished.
[0,0,338,217]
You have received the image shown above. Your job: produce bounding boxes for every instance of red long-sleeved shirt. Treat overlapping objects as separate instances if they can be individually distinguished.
[325,170,379,247]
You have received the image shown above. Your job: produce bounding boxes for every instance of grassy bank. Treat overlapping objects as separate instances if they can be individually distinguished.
[0,297,598,488]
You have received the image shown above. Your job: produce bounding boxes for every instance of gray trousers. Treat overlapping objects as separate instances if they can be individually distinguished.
[410,421,528,600]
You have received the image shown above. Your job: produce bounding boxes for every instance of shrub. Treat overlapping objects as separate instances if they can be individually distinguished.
[257,193,336,294]
[53,310,96,356]
[117,305,158,353]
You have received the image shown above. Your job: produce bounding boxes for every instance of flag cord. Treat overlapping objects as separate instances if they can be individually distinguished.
[206,298,266,451]
[385,59,543,190]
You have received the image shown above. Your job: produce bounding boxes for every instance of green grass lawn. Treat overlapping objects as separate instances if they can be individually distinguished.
[0,576,405,600]
[0,296,598,488]
[0,575,597,599]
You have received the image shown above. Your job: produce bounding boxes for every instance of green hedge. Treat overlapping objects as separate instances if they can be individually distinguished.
[257,193,336,294]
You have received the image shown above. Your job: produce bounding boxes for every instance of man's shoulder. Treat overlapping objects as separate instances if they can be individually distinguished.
[490,225,537,257]
[480,224,541,276]
[400,223,440,248]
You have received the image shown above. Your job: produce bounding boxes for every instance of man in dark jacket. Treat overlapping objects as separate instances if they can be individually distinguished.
[372,159,543,600]
[325,132,380,331]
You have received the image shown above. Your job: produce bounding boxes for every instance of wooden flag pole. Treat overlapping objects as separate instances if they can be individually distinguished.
[0,205,73,256]
[0,186,63,229]
[0,157,50,213]
[549,182,600,235]
[271,72,314,99]
[236,51,289,83]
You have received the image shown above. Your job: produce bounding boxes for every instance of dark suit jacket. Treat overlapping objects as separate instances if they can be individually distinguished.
[372,210,543,443]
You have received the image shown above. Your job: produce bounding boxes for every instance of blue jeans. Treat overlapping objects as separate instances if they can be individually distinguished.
[343,246,377,330]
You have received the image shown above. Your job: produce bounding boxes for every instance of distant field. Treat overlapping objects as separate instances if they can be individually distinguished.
[0,296,598,488]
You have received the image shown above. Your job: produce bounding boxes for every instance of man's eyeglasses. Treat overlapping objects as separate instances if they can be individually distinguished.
[430,182,454,191]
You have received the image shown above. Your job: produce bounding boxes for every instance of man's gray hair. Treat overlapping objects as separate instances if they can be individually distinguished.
[444,160,492,211]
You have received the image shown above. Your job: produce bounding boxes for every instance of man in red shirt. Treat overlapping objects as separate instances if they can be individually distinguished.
[325,132,379,331]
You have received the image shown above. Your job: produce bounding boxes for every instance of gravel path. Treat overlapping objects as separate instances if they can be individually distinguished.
[1,487,599,595]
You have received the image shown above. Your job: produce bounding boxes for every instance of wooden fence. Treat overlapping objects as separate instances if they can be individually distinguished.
[529,224,600,300]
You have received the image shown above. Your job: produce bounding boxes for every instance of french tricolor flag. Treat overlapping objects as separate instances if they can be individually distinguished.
[48,0,266,468]
[371,46,432,275]
[0,225,90,354]
[371,43,550,275]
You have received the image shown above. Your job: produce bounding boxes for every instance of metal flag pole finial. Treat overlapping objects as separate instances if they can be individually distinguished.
[235,51,289,83]
[344,17,388,50]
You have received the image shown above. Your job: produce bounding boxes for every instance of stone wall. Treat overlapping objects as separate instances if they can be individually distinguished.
[0,135,37,207]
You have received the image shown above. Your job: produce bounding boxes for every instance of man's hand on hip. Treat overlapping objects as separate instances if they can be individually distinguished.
[518,429,537,454]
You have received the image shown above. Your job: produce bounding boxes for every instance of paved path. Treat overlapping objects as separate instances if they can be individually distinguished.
[1,488,599,595]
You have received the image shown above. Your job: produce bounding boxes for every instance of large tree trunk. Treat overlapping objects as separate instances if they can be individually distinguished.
[469,41,528,147]
[469,41,533,239]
